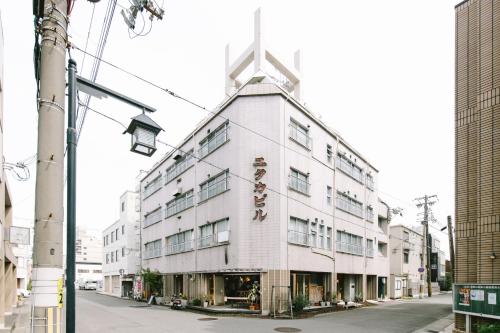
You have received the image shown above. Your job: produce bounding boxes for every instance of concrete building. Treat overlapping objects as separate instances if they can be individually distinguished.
[455,0,500,330]
[0,11,18,329]
[389,225,424,299]
[102,191,140,297]
[11,243,32,291]
[140,9,389,314]
[75,227,102,287]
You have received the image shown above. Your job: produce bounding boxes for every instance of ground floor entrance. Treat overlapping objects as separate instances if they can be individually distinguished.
[378,276,388,299]
[290,271,331,305]
[337,273,362,302]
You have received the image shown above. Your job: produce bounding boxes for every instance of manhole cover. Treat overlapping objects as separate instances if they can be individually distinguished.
[197,317,218,321]
[274,328,301,333]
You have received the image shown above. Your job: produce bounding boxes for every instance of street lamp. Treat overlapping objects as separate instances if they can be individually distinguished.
[124,113,163,157]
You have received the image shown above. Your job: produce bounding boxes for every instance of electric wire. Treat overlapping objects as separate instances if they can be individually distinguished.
[79,2,96,74]
[83,102,418,245]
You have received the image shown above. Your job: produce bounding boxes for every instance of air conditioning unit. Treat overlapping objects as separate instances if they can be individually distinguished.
[172,187,182,196]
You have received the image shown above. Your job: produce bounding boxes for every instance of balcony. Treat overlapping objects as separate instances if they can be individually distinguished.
[289,124,312,149]
[143,208,162,228]
[165,240,194,255]
[166,195,194,217]
[288,175,310,195]
[197,231,230,249]
[366,247,374,257]
[144,248,161,259]
[336,196,363,218]
[335,156,363,183]
[336,241,364,256]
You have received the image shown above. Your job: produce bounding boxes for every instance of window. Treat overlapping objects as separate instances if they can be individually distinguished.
[115,250,119,262]
[336,191,363,217]
[378,242,388,257]
[110,231,114,243]
[336,153,363,183]
[103,236,106,247]
[122,247,126,257]
[366,206,374,222]
[327,144,333,163]
[199,122,229,158]
[198,219,229,248]
[289,169,309,195]
[144,207,162,228]
[115,228,119,241]
[199,170,229,201]
[403,231,410,241]
[122,225,125,235]
[121,202,125,212]
[144,175,162,198]
[319,225,325,249]
[289,118,311,149]
[166,230,194,255]
[166,150,195,183]
[403,250,409,264]
[310,222,317,248]
[336,230,363,255]
[106,253,109,264]
[93,270,102,274]
[77,269,90,273]
[105,235,109,246]
[166,190,194,217]
[366,239,374,257]
[366,173,374,190]
[111,251,114,263]
[144,239,162,259]
[288,217,308,246]
[396,280,401,290]
[326,227,332,250]
[327,186,332,205]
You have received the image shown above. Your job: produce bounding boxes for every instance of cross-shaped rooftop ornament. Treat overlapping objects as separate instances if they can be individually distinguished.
[225,8,302,100]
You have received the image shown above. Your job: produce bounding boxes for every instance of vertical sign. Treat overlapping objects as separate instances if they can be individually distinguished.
[253,157,268,221]
[57,278,63,308]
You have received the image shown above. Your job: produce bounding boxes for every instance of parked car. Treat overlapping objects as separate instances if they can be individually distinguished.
[83,280,97,290]
[17,289,30,297]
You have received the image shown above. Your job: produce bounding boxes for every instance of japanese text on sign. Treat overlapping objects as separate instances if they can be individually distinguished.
[253,157,268,221]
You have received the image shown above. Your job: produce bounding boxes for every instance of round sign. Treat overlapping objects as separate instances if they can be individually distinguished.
[418,267,425,273]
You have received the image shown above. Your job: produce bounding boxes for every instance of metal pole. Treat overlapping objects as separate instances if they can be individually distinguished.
[32,1,67,332]
[424,195,432,297]
[66,58,77,333]
[447,215,455,283]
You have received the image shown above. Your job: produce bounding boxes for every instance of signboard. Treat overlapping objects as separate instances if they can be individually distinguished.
[252,157,268,222]
[57,278,63,309]
[418,267,425,273]
[454,284,500,319]
[9,226,30,245]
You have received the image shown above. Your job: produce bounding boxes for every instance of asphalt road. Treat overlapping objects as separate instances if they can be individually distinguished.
[76,290,452,333]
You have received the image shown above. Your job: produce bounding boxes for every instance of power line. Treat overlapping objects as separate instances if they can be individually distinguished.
[79,2,96,73]
[83,102,412,244]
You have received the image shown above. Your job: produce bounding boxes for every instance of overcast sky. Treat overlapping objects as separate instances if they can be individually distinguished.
[0,0,457,255]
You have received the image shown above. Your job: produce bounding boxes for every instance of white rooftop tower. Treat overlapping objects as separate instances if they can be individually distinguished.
[225,8,302,100]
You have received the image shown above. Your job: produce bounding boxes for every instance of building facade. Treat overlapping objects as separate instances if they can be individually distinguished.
[75,227,102,288]
[455,0,500,330]
[12,243,32,291]
[102,191,140,297]
[140,9,389,315]
[389,225,424,299]
[0,11,18,329]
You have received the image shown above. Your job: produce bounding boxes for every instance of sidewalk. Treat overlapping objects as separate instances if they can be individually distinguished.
[412,313,454,333]
[12,298,31,333]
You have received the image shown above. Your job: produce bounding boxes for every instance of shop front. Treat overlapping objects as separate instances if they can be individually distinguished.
[290,271,330,305]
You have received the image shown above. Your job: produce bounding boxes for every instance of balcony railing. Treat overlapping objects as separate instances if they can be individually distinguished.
[143,209,162,228]
[288,175,310,195]
[197,231,230,249]
[336,196,363,218]
[165,240,194,255]
[198,126,228,158]
[289,124,312,149]
[166,195,194,217]
[366,247,374,257]
[199,177,228,201]
[144,247,161,259]
[336,241,364,256]
[143,177,162,198]
[165,156,194,183]
[336,156,363,183]
[287,230,309,246]
[366,209,375,222]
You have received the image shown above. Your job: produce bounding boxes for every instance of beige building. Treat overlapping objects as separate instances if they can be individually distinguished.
[0,11,18,330]
[75,227,102,288]
[455,0,500,331]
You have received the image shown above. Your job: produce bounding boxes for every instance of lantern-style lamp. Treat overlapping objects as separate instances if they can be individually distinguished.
[123,113,163,157]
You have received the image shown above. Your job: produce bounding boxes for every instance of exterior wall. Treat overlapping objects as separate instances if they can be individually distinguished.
[102,191,139,297]
[140,81,387,312]
[75,227,102,286]
[12,244,32,290]
[389,225,424,298]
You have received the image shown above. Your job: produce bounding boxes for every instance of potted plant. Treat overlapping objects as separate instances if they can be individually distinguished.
[292,294,308,313]
[247,282,260,310]
[330,293,337,306]
[191,298,202,307]
[179,293,188,307]
[203,295,209,308]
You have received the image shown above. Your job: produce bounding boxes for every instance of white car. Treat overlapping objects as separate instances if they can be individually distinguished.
[84,280,97,290]
[17,289,31,297]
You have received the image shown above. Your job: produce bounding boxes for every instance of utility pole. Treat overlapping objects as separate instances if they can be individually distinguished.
[447,215,455,283]
[32,0,67,332]
[414,194,438,298]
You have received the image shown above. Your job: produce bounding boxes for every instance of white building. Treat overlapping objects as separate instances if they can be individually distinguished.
[389,225,424,299]
[102,191,140,297]
[140,9,390,314]
[12,243,32,291]
[75,227,103,287]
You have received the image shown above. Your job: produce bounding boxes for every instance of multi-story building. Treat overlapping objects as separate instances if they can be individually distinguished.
[12,243,32,291]
[102,191,140,297]
[455,0,500,330]
[0,11,18,329]
[75,227,102,287]
[389,225,424,299]
[140,9,389,314]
